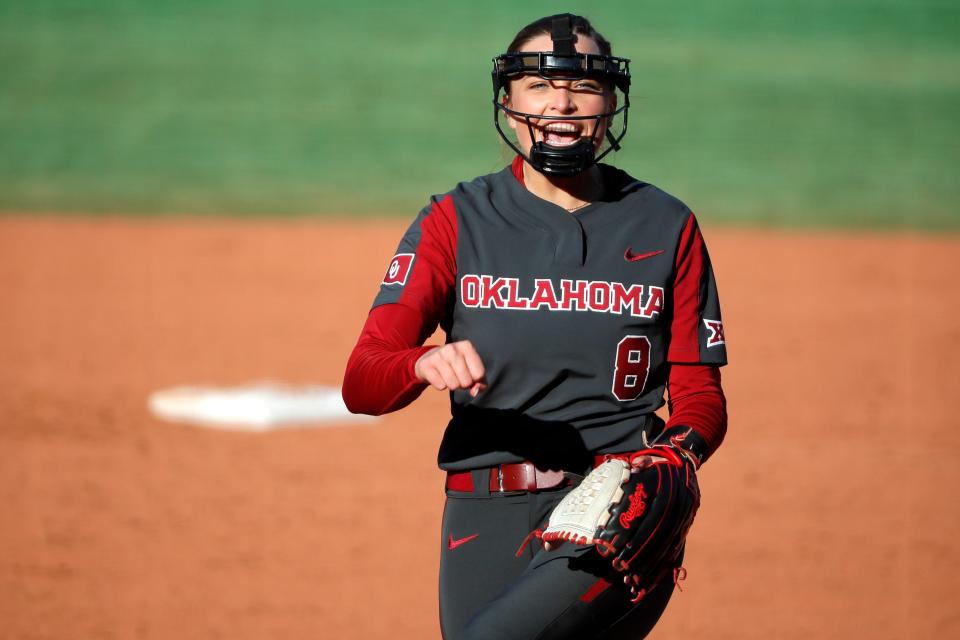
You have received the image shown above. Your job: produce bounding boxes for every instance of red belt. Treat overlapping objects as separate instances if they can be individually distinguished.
[445,463,568,493]
[445,454,635,494]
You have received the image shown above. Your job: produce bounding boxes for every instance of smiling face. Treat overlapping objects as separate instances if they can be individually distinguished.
[503,33,616,157]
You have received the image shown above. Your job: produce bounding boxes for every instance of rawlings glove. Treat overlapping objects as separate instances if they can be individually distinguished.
[538,428,702,602]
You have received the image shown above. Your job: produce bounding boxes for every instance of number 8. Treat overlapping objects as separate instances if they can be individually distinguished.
[612,335,651,401]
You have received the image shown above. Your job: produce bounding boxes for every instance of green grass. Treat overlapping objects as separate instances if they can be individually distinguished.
[0,0,958,228]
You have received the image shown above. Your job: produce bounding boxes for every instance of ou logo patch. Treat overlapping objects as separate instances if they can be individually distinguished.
[382,253,415,286]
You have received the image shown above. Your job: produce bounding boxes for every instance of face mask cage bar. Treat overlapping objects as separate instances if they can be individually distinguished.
[491,52,631,177]
[493,53,630,95]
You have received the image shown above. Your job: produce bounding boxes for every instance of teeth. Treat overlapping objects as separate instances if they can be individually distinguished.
[544,123,579,133]
[542,122,583,147]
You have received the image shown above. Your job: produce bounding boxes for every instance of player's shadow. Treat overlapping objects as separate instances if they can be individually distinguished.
[439,405,593,472]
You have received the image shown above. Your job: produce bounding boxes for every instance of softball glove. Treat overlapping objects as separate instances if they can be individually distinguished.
[540,438,701,602]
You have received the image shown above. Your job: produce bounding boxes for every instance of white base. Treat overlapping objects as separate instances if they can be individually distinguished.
[147,382,374,432]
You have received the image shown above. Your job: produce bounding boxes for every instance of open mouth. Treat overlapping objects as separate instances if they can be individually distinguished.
[539,122,585,147]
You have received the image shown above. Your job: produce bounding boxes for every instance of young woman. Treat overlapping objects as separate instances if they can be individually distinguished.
[343,13,728,640]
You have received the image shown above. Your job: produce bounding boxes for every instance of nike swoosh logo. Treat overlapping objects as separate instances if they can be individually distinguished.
[624,248,665,262]
[448,533,479,550]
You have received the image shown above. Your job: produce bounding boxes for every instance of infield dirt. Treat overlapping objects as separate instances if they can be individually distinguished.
[2,217,958,639]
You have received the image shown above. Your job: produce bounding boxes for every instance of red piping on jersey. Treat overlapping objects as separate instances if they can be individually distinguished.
[580,578,611,603]
[667,213,706,362]
[342,195,459,415]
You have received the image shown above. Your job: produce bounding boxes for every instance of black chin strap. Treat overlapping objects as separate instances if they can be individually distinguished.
[551,14,575,55]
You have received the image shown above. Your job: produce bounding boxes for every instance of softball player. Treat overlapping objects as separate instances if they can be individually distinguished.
[343,13,727,639]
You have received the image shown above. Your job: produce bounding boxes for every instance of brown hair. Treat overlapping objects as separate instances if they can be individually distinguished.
[506,13,613,56]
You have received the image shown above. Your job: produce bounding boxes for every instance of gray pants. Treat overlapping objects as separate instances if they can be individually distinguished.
[439,469,678,640]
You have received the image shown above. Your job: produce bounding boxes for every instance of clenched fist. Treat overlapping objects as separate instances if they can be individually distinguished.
[415,340,487,397]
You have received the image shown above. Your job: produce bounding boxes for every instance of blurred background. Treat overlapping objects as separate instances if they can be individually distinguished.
[1,0,957,227]
[2,2,959,639]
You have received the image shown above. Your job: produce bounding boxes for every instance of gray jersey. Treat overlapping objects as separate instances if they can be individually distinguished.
[373,160,726,470]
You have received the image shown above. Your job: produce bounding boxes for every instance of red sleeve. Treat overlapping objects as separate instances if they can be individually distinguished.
[341,305,436,415]
[666,211,727,366]
[667,213,705,361]
[664,364,727,464]
[341,196,458,415]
